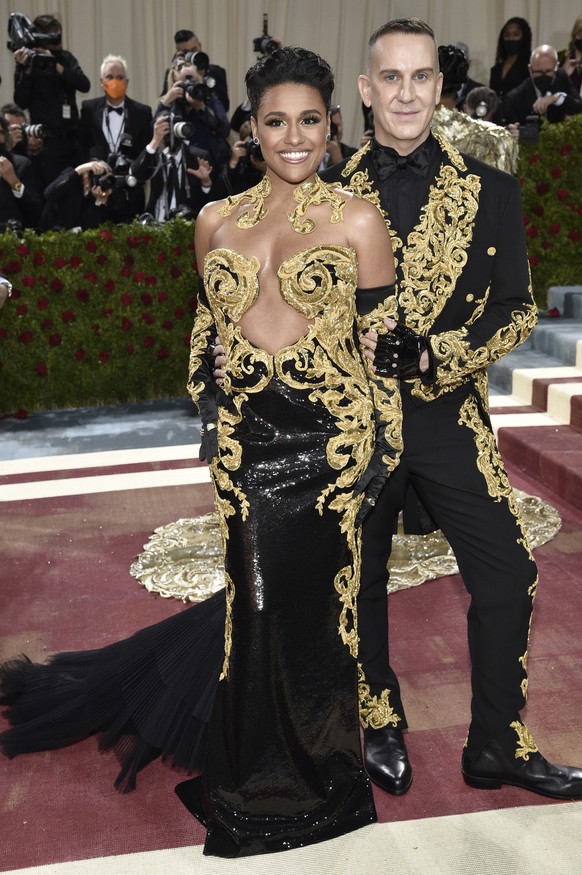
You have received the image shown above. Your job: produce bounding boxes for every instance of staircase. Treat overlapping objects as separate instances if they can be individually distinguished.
[488,289,582,510]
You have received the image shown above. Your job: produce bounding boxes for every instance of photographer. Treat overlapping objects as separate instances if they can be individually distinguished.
[40,159,116,230]
[503,43,582,127]
[12,13,90,185]
[78,55,152,222]
[131,101,216,223]
[217,120,265,197]
[161,29,229,113]
[0,113,42,230]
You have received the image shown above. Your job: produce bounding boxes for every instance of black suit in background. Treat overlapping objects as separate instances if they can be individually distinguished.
[78,96,153,222]
[503,68,582,124]
[0,152,42,228]
[13,49,90,185]
[322,134,539,760]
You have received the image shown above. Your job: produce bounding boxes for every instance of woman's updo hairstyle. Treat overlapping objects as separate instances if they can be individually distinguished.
[245,46,334,118]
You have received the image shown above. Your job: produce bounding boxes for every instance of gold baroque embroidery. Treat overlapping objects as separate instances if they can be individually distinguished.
[219,570,235,680]
[187,301,215,405]
[358,664,402,729]
[510,721,539,761]
[219,174,272,228]
[287,176,346,233]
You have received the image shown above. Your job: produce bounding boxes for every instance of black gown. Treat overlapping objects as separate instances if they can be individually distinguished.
[1,241,400,857]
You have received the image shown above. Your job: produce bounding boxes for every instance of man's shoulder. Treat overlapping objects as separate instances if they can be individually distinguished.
[81,96,104,111]
[460,150,519,188]
[320,146,370,183]
[125,96,153,116]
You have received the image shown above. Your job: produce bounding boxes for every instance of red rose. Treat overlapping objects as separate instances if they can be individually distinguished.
[526,226,539,239]
[41,318,53,330]
[127,235,140,248]
[157,291,168,302]
[76,289,90,302]
[86,240,97,252]
[120,292,133,306]
[126,343,135,355]
[145,275,156,286]
[0,328,7,339]
[99,230,113,241]
[551,166,562,179]
[121,266,132,277]
[556,188,570,201]
[140,292,153,305]
[16,303,28,317]
[12,409,29,419]
[536,182,549,195]
[2,260,21,274]
[173,246,182,256]
[84,272,98,284]
[48,333,62,346]
[529,255,539,267]
[561,144,572,156]
[523,214,530,225]
[133,271,146,283]
[547,307,560,317]
[19,330,34,344]
[124,254,135,267]
[157,347,170,360]
[53,257,66,268]
[162,319,173,330]
[33,252,45,266]
[549,223,561,235]
[157,252,167,265]
[142,336,155,348]
[528,154,541,164]
[183,334,191,346]
[17,244,29,256]
[142,311,154,324]
[35,363,48,376]
[541,240,553,250]
[96,254,107,266]
[569,229,581,242]
[62,310,76,323]
[531,205,544,216]
[36,297,48,310]
[102,307,114,318]
[74,349,86,361]
[98,351,110,363]
[174,307,185,319]
[188,297,197,310]
[170,266,182,278]
[187,242,195,251]
[70,255,82,267]
[141,234,152,244]
[22,275,36,287]
[51,279,64,292]
[104,279,116,292]
[121,317,133,331]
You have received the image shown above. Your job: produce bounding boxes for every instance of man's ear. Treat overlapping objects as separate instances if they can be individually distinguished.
[358,74,372,107]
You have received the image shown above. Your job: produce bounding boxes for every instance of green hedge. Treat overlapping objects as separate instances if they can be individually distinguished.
[517,115,582,308]
[0,219,200,416]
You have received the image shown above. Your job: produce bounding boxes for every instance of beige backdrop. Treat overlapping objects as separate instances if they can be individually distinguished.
[0,0,580,146]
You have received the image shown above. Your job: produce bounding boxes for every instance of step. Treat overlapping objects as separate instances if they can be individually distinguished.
[547,286,582,317]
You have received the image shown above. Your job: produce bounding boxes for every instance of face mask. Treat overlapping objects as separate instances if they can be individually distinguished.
[574,38,582,52]
[533,74,554,93]
[103,79,127,101]
[502,39,522,55]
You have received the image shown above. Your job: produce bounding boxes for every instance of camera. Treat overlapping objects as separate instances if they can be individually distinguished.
[519,114,540,145]
[21,123,47,139]
[95,152,138,191]
[244,139,264,162]
[179,52,217,95]
[7,12,57,76]
[177,77,211,104]
[253,13,278,56]
[185,144,210,171]
[330,120,339,140]
[160,112,195,151]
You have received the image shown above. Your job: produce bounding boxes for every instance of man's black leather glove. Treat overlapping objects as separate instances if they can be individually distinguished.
[353,419,395,526]
[374,323,431,379]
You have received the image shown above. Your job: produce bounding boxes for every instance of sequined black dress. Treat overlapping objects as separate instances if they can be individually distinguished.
[1,244,391,857]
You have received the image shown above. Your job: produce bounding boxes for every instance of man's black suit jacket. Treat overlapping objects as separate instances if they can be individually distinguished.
[503,69,582,124]
[79,95,153,163]
[0,153,42,227]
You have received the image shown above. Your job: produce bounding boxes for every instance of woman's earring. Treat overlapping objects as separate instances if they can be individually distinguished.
[326,133,331,141]
[252,136,260,145]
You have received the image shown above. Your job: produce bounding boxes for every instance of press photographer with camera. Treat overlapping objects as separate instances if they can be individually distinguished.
[11,13,90,185]
[132,63,227,222]
[161,29,229,114]
[216,120,265,197]
[40,159,119,230]
[77,55,152,223]
[0,112,42,230]
[503,43,582,130]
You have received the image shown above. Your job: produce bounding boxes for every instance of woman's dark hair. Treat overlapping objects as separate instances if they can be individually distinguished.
[438,44,469,95]
[245,46,334,117]
[495,17,532,64]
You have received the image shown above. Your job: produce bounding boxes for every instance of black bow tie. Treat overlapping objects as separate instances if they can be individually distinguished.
[372,144,430,181]
[107,106,123,115]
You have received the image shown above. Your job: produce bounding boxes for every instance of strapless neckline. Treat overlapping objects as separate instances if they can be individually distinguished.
[204,244,356,278]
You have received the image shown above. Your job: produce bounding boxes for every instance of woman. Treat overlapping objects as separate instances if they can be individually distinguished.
[0,48,400,858]
[559,14,582,96]
[489,17,533,99]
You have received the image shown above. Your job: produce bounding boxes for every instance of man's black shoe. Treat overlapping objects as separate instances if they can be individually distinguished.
[363,726,413,795]
[462,739,582,799]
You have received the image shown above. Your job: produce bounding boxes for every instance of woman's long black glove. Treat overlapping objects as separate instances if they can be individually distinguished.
[374,322,431,379]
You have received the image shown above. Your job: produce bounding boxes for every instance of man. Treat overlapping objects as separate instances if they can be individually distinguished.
[322,19,582,800]
[78,55,152,222]
[13,14,90,184]
[0,114,42,229]
[503,44,582,125]
[161,29,229,113]
[318,104,358,172]
[453,41,485,110]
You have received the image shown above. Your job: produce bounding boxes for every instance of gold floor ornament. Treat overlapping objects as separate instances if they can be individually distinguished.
[130,489,561,603]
